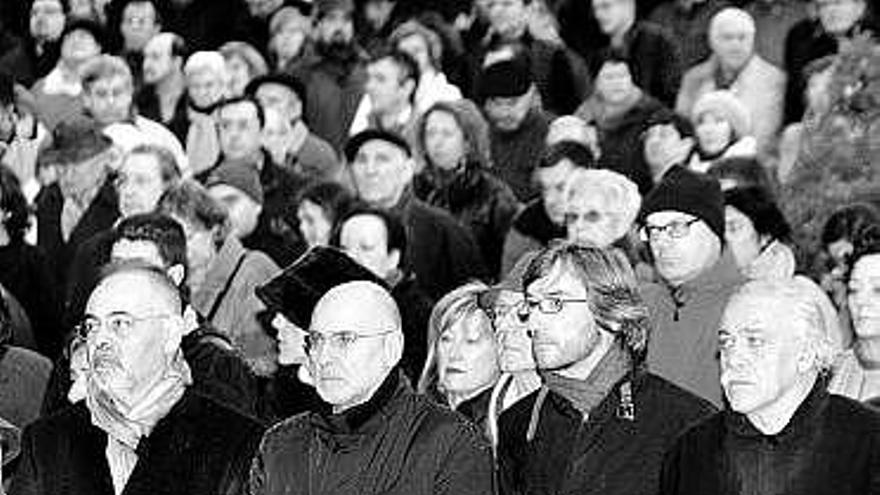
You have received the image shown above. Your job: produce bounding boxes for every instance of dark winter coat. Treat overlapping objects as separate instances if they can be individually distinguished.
[12,390,265,495]
[391,272,434,383]
[500,198,566,278]
[498,370,715,495]
[660,381,880,495]
[489,108,553,202]
[162,0,250,53]
[248,369,496,495]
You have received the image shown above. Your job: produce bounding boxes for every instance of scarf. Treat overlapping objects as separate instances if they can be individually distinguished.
[540,343,631,418]
[186,108,220,175]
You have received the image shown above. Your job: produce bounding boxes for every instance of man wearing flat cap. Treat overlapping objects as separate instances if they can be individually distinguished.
[249,279,496,495]
[344,128,488,300]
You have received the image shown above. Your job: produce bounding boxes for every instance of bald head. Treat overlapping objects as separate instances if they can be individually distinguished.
[311,280,402,335]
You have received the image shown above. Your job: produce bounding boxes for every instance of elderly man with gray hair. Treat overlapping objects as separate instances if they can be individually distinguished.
[660,278,880,494]
[676,7,786,156]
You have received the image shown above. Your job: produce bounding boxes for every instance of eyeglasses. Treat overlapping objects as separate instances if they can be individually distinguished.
[304,330,395,355]
[640,218,700,242]
[75,312,173,340]
[516,296,588,320]
[564,210,605,225]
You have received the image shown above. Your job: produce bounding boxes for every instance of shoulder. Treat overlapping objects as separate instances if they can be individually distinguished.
[22,402,90,441]
[241,249,280,276]
[401,392,491,456]
[176,391,265,438]
[826,393,880,435]
[639,373,719,422]
[683,60,714,84]
[257,411,312,456]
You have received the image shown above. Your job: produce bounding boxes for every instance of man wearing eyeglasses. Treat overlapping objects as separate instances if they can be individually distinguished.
[638,165,744,408]
[11,263,265,495]
[249,280,495,495]
[496,243,715,495]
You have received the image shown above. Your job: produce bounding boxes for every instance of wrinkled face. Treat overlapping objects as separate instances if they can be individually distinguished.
[83,272,178,405]
[484,91,532,132]
[315,9,354,47]
[595,61,635,105]
[816,0,865,36]
[58,150,113,199]
[523,262,601,371]
[116,152,166,217]
[643,124,689,175]
[338,214,398,279]
[711,23,754,72]
[120,1,160,52]
[84,75,134,125]
[397,33,432,73]
[437,310,500,398]
[719,294,806,417]
[537,159,576,226]
[186,70,226,109]
[423,110,467,171]
[225,55,252,98]
[350,139,411,209]
[592,0,633,35]
[490,289,534,372]
[695,110,734,155]
[565,193,619,248]
[297,199,333,248]
[60,29,101,66]
[273,313,307,366]
[646,211,721,286]
[30,0,66,43]
[172,214,216,292]
[725,206,763,271]
[142,37,177,84]
[255,83,302,122]
[208,184,261,239]
[848,254,880,340]
[217,101,263,160]
[488,0,527,38]
[365,58,412,115]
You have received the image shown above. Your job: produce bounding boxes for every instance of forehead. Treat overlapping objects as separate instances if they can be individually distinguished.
[145,36,172,54]
[256,83,297,102]
[64,28,97,42]
[355,139,407,160]
[645,210,697,224]
[33,0,63,12]
[722,293,796,336]
[112,239,164,266]
[121,152,161,176]
[87,271,170,315]
[368,58,404,77]
[646,122,681,138]
[425,109,458,128]
[341,214,389,244]
[90,75,132,91]
[123,1,157,16]
[526,260,586,295]
[311,289,394,333]
[218,102,259,121]
[399,32,428,48]
[442,310,492,339]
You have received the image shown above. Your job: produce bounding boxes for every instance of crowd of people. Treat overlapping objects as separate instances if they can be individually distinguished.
[0,0,878,493]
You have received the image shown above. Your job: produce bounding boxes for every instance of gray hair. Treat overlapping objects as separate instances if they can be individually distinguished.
[564,168,641,245]
[709,8,756,44]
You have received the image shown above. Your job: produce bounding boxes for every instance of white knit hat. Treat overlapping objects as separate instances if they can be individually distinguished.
[692,90,753,139]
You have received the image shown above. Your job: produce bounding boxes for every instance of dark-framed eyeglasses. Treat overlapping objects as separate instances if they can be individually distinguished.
[304,329,395,355]
[75,312,173,340]
[516,296,589,321]
[640,218,700,242]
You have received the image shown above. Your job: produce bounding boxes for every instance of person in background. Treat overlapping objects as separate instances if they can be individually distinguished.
[820,202,880,318]
[661,278,880,495]
[641,110,695,185]
[389,20,461,115]
[6,0,66,86]
[723,185,795,280]
[136,32,187,140]
[545,115,601,160]
[219,41,268,98]
[266,3,312,73]
[0,415,20,493]
[234,0,284,56]
[295,181,355,249]
[348,48,420,143]
[182,51,226,175]
[563,168,641,251]
[206,160,264,242]
[687,90,756,173]
[107,0,162,85]
[414,99,520,278]
[647,0,729,69]
[744,0,808,70]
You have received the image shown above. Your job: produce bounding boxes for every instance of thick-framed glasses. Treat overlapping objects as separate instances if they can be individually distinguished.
[640,218,700,242]
[75,312,173,341]
[516,296,589,320]
[304,330,395,355]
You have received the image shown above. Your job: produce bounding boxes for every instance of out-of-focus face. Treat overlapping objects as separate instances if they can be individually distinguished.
[272,313,307,366]
[171,214,216,292]
[255,83,302,122]
[186,70,226,109]
[643,123,690,177]
[225,55,252,98]
[0,104,15,143]
[725,206,763,271]
[30,0,66,43]
[365,58,412,116]
[595,61,635,105]
[338,214,398,280]
[484,91,532,132]
[208,184,261,239]
[847,254,880,340]
[645,211,721,287]
[217,101,263,160]
[397,33,432,73]
[262,108,294,164]
[350,139,411,209]
[297,199,333,248]
[270,10,310,65]
[816,0,865,36]
[315,9,354,47]
[245,0,283,18]
[565,193,619,248]
[84,75,134,125]
[143,36,177,84]
[537,159,576,226]
[719,294,806,418]
[58,149,114,199]
[487,0,528,39]
[120,1,160,52]
[60,29,101,66]
[592,0,634,36]
[490,289,534,372]
[437,310,501,400]
[695,110,734,155]
[711,22,754,72]
[116,152,166,217]
[423,110,467,171]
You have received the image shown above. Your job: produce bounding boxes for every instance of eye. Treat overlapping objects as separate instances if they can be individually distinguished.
[337,332,359,347]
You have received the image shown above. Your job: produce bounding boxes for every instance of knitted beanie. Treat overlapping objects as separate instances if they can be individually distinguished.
[692,90,752,139]
[639,165,725,240]
[206,160,264,205]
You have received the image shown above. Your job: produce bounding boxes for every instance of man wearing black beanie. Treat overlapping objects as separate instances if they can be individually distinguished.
[638,165,744,408]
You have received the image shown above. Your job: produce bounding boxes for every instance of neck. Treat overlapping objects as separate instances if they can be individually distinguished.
[155,71,184,96]
[556,331,614,380]
[667,248,721,288]
[746,373,817,435]
[610,18,635,46]
[855,337,880,369]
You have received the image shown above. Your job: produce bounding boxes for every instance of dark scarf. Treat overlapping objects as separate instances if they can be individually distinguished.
[541,343,631,418]
[423,160,486,212]
[311,367,404,440]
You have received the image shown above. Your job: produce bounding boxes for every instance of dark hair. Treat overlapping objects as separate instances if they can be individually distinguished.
[368,48,420,102]
[0,166,31,243]
[588,47,633,80]
[0,289,11,348]
[296,181,355,227]
[216,95,266,128]
[724,186,793,245]
[0,74,14,107]
[115,213,188,270]
[642,109,694,139]
[166,32,187,59]
[157,180,229,235]
[822,202,880,248]
[60,18,107,51]
[331,204,408,267]
[97,259,183,313]
[707,157,776,193]
[538,140,595,170]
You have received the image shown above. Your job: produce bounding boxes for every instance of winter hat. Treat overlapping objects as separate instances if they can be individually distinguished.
[206,160,264,205]
[40,115,114,166]
[344,129,411,162]
[639,165,725,240]
[314,0,354,17]
[476,54,533,102]
[255,246,387,327]
[691,90,752,139]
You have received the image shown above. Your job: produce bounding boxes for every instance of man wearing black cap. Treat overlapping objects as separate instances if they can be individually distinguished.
[478,54,554,201]
[638,166,744,408]
[345,128,488,300]
[246,73,340,183]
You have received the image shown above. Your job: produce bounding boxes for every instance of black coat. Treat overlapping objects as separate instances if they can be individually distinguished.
[660,382,880,495]
[498,371,715,495]
[391,273,434,384]
[13,390,265,495]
